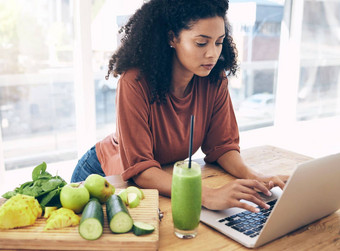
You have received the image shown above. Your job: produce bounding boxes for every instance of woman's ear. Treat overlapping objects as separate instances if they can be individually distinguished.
[168,31,176,48]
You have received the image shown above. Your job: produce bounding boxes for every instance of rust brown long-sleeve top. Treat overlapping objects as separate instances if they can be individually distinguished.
[96,69,240,181]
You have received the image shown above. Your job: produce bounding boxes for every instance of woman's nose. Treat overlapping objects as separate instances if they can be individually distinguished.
[206,44,220,59]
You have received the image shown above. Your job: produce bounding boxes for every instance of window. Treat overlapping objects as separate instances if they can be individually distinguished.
[0,0,143,172]
[228,0,284,130]
[0,0,339,182]
[297,0,340,120]
[0,0,76,170]
[91,0,144,140]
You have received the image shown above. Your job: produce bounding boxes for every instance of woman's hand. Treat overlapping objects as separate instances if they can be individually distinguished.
[202,179,272,213]
[216,150,290,198]
[247,172,290,191]
[217,151,288,191]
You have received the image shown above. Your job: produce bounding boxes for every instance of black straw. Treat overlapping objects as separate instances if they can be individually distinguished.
[188,115,194,169]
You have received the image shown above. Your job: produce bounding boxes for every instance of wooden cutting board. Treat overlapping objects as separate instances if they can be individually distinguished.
[0,189,159,250]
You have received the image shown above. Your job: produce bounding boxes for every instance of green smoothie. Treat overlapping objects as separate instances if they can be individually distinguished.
[171,161,202,236]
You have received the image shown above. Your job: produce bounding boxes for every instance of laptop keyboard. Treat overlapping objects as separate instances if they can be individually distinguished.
[217,199,277,238]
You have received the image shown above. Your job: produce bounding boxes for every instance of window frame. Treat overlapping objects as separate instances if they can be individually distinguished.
[274,0,304,128]
[0,0,339,177]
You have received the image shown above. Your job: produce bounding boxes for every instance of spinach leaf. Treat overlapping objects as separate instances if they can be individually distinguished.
[39,172,52,179]
[44,188,62,208]
[39,189,59,208]
[42,178,62,192]
[32,162,47,181]
[33,178,49,187]
[16,181,34,194]
[22,185,43,197]
[2,162,67,210]
[2,191,17,199]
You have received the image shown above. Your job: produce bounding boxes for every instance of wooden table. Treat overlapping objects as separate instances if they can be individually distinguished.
[107,145,340,250]
[1,145,339,250]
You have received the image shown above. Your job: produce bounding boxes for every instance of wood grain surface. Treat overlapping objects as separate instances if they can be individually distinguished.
[1,146,340,250]
[159,146,340,250]
[0,189,159,251]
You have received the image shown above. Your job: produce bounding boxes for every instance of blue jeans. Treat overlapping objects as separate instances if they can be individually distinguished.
[71,146,105,182]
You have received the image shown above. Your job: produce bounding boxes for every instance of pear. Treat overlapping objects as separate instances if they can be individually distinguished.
[84,174,115,203]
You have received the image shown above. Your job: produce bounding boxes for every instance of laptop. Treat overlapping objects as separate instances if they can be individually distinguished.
[200,153,340,248]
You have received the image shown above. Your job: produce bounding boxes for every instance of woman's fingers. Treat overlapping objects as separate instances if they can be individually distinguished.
[228,180,271,211]
[238,179,272,196]
[240,192,270,210]
[206,177,283,211]
[238,184,263,200]
[235,200,263,213]
[280,174,290,183]
[265,175,288,190]
[274,178,286,190]
[268,181,274,190]
[277,175,289,189]
[258,174,290,190]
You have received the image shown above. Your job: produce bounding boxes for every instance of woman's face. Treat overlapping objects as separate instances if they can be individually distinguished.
[170,16,225,78]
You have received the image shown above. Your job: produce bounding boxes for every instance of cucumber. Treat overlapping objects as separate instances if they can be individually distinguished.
[106,194,133,233]
[132,222,155,236]
[79,198,104,240]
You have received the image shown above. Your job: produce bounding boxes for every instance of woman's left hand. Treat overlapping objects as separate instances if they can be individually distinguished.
[251,173,290,190]
[217,150,290,191]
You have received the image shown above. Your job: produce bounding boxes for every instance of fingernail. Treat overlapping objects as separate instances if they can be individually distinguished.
[265,204,270,209]
[267,191,272,196]
[254,208,260,213]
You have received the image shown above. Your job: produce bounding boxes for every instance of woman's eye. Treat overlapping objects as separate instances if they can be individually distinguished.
[196,42,207,47]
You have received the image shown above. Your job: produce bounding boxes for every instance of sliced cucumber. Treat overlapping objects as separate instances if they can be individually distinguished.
[106,194,133,233]
[79,198,104,240]
[132,222,155,236]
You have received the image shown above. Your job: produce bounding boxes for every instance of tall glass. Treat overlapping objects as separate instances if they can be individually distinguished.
[171,160,202,239]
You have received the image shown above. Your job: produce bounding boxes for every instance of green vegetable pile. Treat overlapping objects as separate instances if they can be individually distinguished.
[2,162,67,210]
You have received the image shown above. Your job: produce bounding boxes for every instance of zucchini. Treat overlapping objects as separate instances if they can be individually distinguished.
[106,194,133,233]
[132,222,155,236]
[79,198,104,240]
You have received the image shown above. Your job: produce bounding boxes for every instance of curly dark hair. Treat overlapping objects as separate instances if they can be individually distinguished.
[106,0,238,104]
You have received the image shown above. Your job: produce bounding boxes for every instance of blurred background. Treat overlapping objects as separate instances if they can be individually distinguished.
[1,0,340,193]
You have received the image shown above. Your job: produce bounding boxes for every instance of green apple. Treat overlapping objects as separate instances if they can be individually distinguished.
[126,186,144,200]
[118,189,128,205]
[127,192,140,208]
[84,174,115,203]
[60,183,90,213]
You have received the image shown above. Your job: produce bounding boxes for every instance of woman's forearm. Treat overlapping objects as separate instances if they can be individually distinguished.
[132,162,271,211]
[217,150,257,179]
[132,167,173,197]
[217,150,289,191]
[133,166,221,209]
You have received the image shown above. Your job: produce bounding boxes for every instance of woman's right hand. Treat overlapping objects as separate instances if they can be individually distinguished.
[202,179,272,213]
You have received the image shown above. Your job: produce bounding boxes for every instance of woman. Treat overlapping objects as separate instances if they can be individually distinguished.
[71,0,288,212]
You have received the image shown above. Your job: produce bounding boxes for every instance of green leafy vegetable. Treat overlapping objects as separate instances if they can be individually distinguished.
[32,162,47,181]
[2,191,16,199]
[1,162,67,210]
[42,178,63,192]
[39,189,59,208]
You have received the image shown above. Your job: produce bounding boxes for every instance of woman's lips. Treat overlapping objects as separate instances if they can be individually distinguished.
[201,64,215,70]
